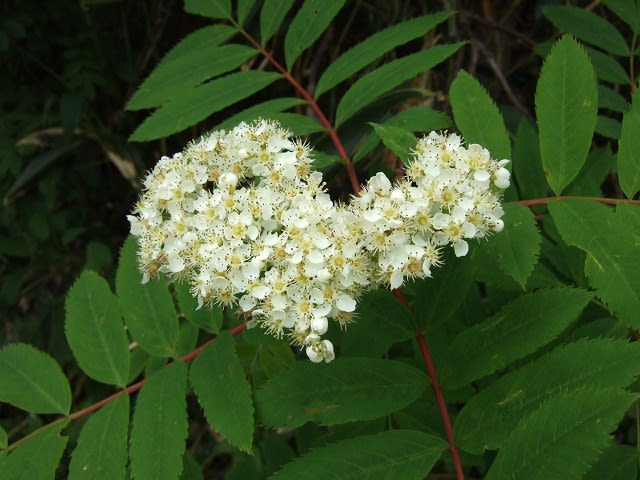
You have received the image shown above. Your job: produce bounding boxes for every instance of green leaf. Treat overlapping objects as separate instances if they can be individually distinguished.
[68,394,129,480]
[125,26,238,110]
[0,343,71,414]
[543,5,630,55]
[315,11,453,97]
[369,123,416,164]
[65,270,129,386]
[176,322,199,357]
[270,430,447,480]
[583,443,638,480]
[130,71,282,141]
[440,287,593,389]
[548,199,640,329]
[341,289,414,357]
[596,115,621,139]
[310,151,342,168]
[386,106,452,132]
[604,0,640,34]
[0,421,68,480]
[0,426,6,450]
[454,338,640,453]
[116,236,179,357]
[174,281,222,334]
[284,0,346,70]
[536,35,598,194]
[415,249,478,332]
[190,331,254,452]
[587,47,629,85]
[126,44,256,110]
[237,0,256,24]
[179,452,203,480]
[484,388,635,480]
[215,97,306,131]
[450,70,511,160]
[617,202,640,236]
[352,107,451,163]
[184,0,231,19]
[255,358,427,428]
[491,204,541,288]
[270,113,324,136]
[260,0,295,45]
[130,361,188,480]
[512,118,548,199]
[4,140,84,204]
[617,91,640,197]
[598,85,629,113]
[564,145,616,196]
[236,329,295,386]
[335,43,463,127]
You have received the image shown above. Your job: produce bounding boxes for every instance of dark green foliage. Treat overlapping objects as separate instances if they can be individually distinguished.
[2,2,640,479]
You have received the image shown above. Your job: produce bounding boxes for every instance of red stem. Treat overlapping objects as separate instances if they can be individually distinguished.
[417,332,465,480]
[516,196,640,207]
[235,24,361,195]
[65,322,246,422]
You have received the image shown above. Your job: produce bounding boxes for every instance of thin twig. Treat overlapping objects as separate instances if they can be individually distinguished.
[473,38,530,116]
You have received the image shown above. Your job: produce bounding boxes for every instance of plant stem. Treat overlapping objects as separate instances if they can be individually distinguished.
[417,332,465,480]
[5,323,247,453]
[515,196,640,207]
[233,22,361,194]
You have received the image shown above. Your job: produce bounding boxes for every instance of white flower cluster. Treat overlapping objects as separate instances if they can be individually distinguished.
[128,120,509,362]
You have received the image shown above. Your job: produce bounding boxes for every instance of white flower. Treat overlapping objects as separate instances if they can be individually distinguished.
[128,121,510,363]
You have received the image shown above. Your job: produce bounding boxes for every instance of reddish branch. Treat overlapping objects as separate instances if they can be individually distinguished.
[417,333,465,480]
[235,23,361,195]
[516,196,640,207]
[394,290,465,479]
[240,23,464,476]
[68,323,247,421]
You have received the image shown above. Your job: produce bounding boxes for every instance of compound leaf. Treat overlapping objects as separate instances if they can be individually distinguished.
[455,338,640,453]
[130,71,281,141]
[316,11,453,96]
[127,44,256,111]
[336,43,463,127]
[125,26,238,110]
[485,388,635,480]
[440,287,592,389]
